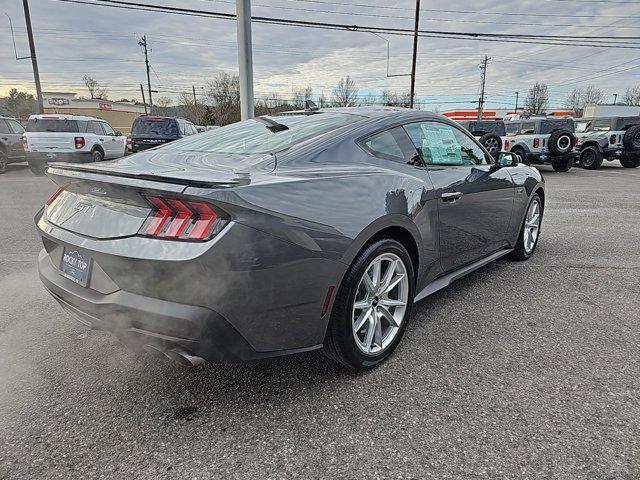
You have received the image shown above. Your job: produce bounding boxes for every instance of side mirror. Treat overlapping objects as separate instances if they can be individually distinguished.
[496,152,518,167]
[115,131,123,136]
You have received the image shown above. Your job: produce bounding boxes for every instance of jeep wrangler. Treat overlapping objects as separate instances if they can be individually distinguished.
[456,120,505,158]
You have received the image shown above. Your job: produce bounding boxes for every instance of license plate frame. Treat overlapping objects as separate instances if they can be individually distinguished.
[60,247,92,287]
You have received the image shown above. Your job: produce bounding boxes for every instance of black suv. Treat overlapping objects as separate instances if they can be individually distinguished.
[575,116,640,169]
[457,120,506,158]
[0,116,26,174]
[129,116,198,154]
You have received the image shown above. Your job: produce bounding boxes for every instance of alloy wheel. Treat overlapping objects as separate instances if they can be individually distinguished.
[581,149,595,167]
[523,199,541,254]
[352,253,409,355]
[484,137,499,154]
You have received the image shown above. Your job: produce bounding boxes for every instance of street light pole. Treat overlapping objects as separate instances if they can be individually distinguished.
[22,0,43,113]
[409,0,421,109]
[236,0,255,120]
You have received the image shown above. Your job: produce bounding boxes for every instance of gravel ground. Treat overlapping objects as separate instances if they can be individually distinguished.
[0,161,638,479]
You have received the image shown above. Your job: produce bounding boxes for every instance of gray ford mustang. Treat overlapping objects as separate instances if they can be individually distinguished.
[35,107,544,370]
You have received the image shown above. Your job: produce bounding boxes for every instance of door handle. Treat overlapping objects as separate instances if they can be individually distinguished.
[441,191,463,202]
[1,137,7,140]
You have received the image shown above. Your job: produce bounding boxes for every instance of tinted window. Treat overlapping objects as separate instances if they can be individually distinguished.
[360,130,405,162]
[404,122,488,166]
[592,119,611,132]
[505,122,520,136]
[460,121,505,136]
[131,117,180,138]
[520,122,535,135]
[101,123,115,135]
[0,120,10,134]
[26,118,84,133]
[540,119,574,134]
[87,121,105,135]
[7,119,24,134]
[160,113,363,155]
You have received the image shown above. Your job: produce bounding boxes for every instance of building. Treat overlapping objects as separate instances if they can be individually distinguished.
[42,92,146,133]
[583,104,640,118]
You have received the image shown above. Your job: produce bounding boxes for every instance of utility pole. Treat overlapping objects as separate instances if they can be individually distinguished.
[192,85,198,108]
[22,0,43,113]
[613,93,618,104]
[138,35,153,115]
[514,91,519,112]
[477,55,490,121]
[409,0,421,109]
[140,84,147,114]
[236,0,255,120]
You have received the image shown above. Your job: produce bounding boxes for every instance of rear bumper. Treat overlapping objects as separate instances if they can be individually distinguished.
[28,151,91,164]
[526,151,578,164]
[38,249,321,363]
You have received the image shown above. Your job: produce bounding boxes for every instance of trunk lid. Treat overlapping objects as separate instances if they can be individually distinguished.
[25,132,76,152]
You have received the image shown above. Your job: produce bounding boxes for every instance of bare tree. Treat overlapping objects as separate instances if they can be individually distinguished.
[82,75,108,99]
[205,73,241,126]
[178,92,205,124]
[155,96,173,108]
[332,76,358,107]
[565,85,603,116]
[291,87,313,108]
[623,85,640,106]
[381,89,411,107]
[524,82,548,115]
[318,93,329,108]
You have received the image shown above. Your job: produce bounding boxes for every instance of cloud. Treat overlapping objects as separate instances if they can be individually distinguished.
[1,0,639,110]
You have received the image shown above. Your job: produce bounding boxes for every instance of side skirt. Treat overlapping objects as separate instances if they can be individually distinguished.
[414,248,513,303]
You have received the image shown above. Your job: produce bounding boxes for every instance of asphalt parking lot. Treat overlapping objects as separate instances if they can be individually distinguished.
[0,161,638,479]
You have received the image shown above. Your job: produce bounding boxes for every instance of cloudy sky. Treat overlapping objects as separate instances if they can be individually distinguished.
[2,0,640,110]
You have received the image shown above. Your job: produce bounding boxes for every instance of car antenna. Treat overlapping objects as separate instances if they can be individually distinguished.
[254,116,289,133]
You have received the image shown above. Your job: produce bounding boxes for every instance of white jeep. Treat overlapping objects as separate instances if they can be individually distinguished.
[575,116,640,169]
[23,114,126,175]
[503,117,577,172]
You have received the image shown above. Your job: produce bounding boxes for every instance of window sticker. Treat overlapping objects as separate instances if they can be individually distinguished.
[419,124,463,165]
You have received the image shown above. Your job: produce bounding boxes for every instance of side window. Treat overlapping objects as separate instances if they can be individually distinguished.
[0,120,11,134]
[189,124,198,135]
[359,128,408,163]
[520,122,535,135]
[178,120,187,136]
[403,122,488,166]
[505,122,519,136]
[87,121,105,135]
[592,119,611,131]
[101,123,115,135]
[7,119,25,134]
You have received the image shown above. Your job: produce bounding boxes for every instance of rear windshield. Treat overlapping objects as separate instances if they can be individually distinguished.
[159,112,363,155]
[540,119,574,134]
[26,118,86,133]
[131,117,179,138]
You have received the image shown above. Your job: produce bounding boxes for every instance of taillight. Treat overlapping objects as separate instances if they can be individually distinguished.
[74,137,85,149]
[126,136,132,151]
[533,138,539,148]
[22,135,28,151]
[610,134,617,145]
[46,187,64,206]
[139,195,226,241]
[504,139,510,150]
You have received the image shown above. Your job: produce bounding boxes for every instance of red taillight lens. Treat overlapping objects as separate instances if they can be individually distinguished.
[504,139,510,150]
[46,187,64,206]
[74,137,85,149]
[533,138,539,148]
[126,136,132,151]
[610,134,617,145]
[139,195,224,241]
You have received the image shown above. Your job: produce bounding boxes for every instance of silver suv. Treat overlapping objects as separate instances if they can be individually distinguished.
[503,117,577,172]
[575,116,640,169]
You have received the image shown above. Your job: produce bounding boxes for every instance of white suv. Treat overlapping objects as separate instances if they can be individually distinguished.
[503,117,577,172]
[23,114,126,175]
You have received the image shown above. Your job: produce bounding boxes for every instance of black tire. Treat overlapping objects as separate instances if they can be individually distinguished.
[552,157,572,172]
[0,150,7,174]
[579,146,603,170]
[91,148,104,162]
[509,193,543,261]
[548,130,575,156]
[322,238,415,370]
[622,124,640,152]
[512,147,529,165]
[479,133,502,158]
[620,155,640,168]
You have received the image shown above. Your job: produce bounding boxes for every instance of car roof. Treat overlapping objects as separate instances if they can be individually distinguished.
[28,114,107,122]
[272,106,438,120]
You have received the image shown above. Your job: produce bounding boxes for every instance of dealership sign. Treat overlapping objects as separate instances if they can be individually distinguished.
[99,102,113,110]
[48,98,70,106]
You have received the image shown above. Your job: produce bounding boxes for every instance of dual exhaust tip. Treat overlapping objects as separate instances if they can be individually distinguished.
[144,345,205,367]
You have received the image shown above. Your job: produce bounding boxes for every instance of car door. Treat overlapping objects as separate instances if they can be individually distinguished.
[100,122,124,158]
[5,119,25,159]
[0,120,16,159]
[403,120,515,273]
